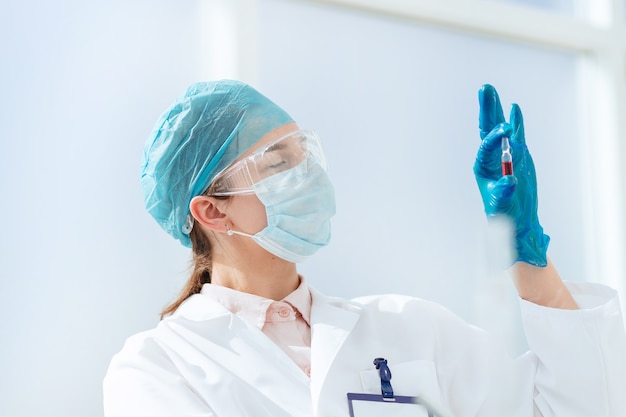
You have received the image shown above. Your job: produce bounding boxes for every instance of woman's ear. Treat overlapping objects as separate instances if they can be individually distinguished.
[189,196,228,233]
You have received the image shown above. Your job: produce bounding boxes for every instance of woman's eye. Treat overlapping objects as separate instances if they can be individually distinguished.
[268,160,287,170]
[261,152,289,174]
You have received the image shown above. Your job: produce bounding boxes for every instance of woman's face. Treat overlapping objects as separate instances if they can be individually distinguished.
[218,122,300,235]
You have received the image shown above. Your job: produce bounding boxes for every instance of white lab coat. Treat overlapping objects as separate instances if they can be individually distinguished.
[103,282,626,417]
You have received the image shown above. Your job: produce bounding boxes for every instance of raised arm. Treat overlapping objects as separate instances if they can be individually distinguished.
[473,84,577,309]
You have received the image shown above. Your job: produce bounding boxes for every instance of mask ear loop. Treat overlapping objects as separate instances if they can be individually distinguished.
[225,224,255,238]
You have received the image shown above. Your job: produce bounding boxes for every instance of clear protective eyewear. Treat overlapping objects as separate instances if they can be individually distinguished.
[207,129,327,196]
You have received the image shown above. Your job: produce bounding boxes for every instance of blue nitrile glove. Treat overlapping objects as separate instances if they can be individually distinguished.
[473,84,550,267]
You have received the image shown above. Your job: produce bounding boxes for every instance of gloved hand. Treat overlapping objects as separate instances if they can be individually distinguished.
[473,84,549,267]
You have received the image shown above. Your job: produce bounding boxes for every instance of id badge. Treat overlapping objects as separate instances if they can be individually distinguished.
[347,393,433,417]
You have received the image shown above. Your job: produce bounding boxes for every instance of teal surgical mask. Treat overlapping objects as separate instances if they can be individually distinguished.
[226,156,335,262]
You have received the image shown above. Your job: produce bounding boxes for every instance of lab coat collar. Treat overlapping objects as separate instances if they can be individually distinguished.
[169,286,362,417]
[309,288,361,416]
[168,293,314,417]
[171,290,232,321]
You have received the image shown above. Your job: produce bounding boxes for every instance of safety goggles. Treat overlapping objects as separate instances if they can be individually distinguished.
[207,129,327,196]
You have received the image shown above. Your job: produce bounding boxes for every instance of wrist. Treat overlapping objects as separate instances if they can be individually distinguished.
[512,259,578,310]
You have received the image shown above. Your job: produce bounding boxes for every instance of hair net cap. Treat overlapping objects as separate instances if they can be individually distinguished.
[141,80,294,247]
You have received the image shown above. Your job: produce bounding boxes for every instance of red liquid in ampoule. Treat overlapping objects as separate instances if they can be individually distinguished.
[502,161,513,176]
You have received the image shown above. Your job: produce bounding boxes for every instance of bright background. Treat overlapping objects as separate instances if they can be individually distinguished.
[1,0,624,416]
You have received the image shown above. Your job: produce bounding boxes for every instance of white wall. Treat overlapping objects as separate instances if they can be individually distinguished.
[0,1,623,416]
[256,0,584,315]
[0,1,202,416]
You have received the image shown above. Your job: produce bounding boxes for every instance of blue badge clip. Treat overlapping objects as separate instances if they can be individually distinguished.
[373,357,394,399]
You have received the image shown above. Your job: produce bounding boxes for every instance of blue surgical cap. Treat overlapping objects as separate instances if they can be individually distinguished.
[141,80,294,247]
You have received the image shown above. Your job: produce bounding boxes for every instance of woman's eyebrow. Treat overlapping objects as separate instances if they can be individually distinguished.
[266,142,286,152]
[263,135,304,154]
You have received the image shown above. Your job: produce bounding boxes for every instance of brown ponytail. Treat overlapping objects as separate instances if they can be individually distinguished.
[160,224,213,319]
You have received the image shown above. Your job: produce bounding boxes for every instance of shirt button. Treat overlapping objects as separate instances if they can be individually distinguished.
[278,306,291,318]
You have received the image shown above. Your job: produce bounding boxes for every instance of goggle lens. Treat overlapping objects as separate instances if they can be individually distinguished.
[209,130,326,196]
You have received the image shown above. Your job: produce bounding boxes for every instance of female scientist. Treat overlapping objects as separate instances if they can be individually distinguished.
[103,80,626,417]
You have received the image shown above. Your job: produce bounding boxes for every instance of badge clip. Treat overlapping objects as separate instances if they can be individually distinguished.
[373,357,394,399]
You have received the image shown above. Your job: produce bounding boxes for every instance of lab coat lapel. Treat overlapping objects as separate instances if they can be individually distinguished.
[309,289,360,415]
[170,294,313,417]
